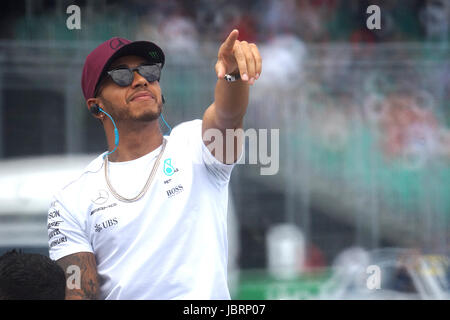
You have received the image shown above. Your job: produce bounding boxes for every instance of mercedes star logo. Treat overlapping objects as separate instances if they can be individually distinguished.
[91,189,109,205]
[109,38,126,50]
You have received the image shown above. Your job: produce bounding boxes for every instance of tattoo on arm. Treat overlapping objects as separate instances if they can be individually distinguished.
[57,252,100,300]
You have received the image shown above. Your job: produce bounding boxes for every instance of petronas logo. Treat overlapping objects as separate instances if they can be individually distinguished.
[163,158,175,176]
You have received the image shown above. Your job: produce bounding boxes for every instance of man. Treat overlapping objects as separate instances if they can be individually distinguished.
[0,250,66,300]
[47,29,261,299]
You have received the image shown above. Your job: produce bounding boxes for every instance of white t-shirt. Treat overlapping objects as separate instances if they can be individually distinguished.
[47,119,236,300]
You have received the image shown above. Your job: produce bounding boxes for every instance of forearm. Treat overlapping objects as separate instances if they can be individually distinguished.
[203,29,261,163]
[57,252,100,300]
[213,77,249,129]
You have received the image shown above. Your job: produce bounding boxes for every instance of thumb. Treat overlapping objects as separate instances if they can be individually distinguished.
[215,60,226,79]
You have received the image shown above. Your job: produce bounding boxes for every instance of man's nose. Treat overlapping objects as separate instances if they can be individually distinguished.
[131,71,148,88]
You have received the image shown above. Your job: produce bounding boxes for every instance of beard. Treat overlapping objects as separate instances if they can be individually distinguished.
[130,101,162,122]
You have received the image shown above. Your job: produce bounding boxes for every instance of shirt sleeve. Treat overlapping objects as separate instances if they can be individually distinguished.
[48,196,93,261]
[191,119,243,188]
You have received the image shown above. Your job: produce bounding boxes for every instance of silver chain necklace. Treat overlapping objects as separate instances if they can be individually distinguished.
[104,138,167,203]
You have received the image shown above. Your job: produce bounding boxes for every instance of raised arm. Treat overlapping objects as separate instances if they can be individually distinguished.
[202,29,262,164]
[57,252,100,300]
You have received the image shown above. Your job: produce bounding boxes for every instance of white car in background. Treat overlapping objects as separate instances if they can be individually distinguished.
[319,247,449,300]
[0,155,94,248]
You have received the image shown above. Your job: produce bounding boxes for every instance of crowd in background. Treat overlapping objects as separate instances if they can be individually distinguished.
[132,0,449,44]
[1,0,449,44]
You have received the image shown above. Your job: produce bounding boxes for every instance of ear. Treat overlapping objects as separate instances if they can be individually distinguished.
[86,98,103,120]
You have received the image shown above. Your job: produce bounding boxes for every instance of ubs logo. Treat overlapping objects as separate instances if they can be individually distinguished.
[91,189,109,205]
[95,217,118,233]
[109,38,126,50]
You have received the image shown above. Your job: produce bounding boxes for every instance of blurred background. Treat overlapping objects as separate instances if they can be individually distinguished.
[0,0,448,299]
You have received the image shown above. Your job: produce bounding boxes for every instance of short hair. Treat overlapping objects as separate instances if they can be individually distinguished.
[0,250,66,300]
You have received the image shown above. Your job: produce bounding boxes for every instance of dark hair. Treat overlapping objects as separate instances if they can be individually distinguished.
[94,73,107,98]
[0,250,66,300]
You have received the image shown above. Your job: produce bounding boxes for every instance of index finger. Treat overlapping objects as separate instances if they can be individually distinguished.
[221,29,239,52]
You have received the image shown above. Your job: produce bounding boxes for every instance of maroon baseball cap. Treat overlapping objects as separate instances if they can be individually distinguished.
[81,37,165,100]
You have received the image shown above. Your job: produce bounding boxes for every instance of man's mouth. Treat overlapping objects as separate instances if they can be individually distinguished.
[130,91,155,102]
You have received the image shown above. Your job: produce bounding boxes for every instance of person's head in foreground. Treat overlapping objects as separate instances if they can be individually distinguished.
[0,250,66,300]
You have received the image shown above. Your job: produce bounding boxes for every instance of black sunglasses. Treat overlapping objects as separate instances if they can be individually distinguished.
[94,63,162,97]
[106,63,161,87]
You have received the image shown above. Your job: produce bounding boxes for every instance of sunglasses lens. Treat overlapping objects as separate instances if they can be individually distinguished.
[139,65,161,82]
[108,64,161,87]
[110,69,133,87]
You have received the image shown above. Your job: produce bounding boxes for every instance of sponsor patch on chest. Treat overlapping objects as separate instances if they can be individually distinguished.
[166,184,184,198]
